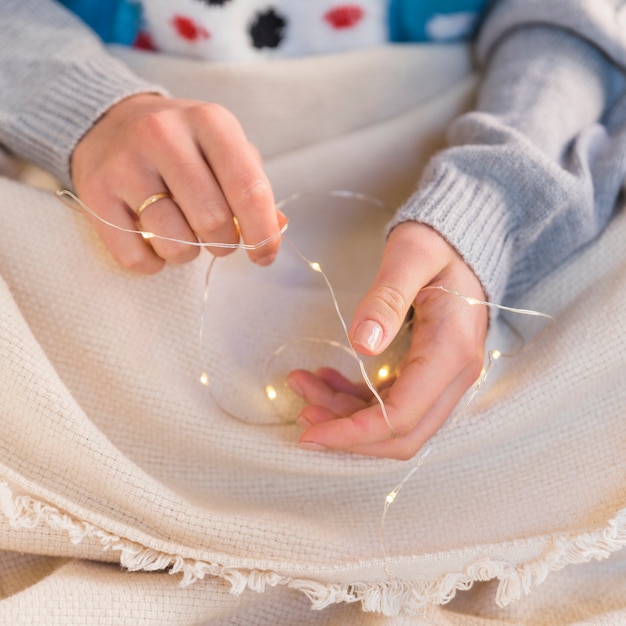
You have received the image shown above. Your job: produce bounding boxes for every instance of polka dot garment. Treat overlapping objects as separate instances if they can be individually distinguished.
[138,0,389,61]
[59,0,488,60]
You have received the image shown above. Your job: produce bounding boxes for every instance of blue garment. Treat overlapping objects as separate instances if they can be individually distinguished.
[58,0,140,45]
[389,0,489,42]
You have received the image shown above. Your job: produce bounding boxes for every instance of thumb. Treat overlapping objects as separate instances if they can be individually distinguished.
[349,222,441,355]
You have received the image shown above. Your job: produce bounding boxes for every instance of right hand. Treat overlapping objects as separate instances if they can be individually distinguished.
[287,221,488,460]
[71,93,284,273]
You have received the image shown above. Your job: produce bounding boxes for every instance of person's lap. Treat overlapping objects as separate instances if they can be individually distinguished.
[1,45,625,624]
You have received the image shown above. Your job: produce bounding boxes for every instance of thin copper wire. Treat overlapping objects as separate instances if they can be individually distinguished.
[55,188,556,576]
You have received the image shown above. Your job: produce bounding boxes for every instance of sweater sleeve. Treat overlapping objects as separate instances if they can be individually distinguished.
[0,0,167,187]
[388,13,626,306]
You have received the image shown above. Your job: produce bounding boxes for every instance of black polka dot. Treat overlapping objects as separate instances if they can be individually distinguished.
[249,8,287,49]
[195,0,233,6]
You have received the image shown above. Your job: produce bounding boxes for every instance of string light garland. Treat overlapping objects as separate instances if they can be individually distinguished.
[55,187,556,575]
[379,287,554,574]
[179,188,403,426]
[55,185,554,429]
[55,188,289,250]
[55,190,399,425]
[279,232,398,437]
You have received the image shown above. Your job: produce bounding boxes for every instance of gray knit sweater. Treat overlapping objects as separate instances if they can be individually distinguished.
[389,0,626,305]
[1,0,626,308]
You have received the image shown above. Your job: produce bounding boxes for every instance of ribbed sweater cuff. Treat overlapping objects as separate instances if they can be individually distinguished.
[13,55,167,188]
[387,160,514,308]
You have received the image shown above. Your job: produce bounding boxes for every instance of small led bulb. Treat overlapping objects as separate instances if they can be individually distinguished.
[265,385,278,401]
[377,365,391,380]
[200,372,209,386]
[310,262,322,272]
[386,491,397,505]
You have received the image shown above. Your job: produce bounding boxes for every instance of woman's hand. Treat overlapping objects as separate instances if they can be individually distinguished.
[287,221,488,460]
[71,93,283,273]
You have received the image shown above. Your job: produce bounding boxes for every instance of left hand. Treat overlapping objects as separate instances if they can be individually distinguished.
[71,94,282,273]
[286,221,488,460]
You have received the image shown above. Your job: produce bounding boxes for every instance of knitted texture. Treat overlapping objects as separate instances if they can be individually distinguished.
[0,0,167,187]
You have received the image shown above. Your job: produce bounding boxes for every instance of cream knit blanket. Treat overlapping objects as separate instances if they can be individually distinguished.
[1,45,625,625]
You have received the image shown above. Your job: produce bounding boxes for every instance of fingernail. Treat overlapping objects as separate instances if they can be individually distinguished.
[296,414,312,428]
[299,441,327,451]
[277,210,289,228]
[353,320,383,352]
[255,252,276,266]
[285,377,303,397]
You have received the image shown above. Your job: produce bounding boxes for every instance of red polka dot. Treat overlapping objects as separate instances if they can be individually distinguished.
[133,30,157,51]
[324,5,365,29]
[171,15,210,42]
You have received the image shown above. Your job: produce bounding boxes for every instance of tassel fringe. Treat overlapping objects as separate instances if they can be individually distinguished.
[1,481,625,616]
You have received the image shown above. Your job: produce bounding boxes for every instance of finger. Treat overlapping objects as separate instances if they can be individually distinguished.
[78,184,165,274]
[193,105,281,264]
[299,297,484,450]
[131,187,200,264]
[296,359,448,452]
[349,223,451,355]
[314,367,372,400]
[298,361,481,458]
[342,367,481,459]
[296,404,341,427]
[137,119,240,259]
[287,370,368,417]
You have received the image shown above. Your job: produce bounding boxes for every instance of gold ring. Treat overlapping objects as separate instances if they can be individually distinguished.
[135,192,172,218]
